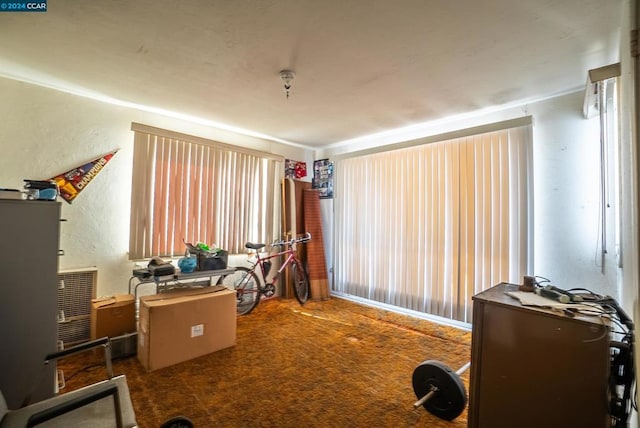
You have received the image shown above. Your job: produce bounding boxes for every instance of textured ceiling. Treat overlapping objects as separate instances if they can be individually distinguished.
[0,0,623,148]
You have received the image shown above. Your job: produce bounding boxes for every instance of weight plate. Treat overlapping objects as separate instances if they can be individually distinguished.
[412,360,467,421]
[160,416,194,428]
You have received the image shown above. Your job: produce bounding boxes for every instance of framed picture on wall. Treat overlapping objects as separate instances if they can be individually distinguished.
[285,159,307,179]
[312,159,333,199]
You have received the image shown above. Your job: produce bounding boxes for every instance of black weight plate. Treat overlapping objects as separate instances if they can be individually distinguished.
[412,360,467,421]
[160,416,194,428]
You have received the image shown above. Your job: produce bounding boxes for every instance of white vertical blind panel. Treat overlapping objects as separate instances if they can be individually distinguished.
[130,132,281,259]
[334,124,532,322]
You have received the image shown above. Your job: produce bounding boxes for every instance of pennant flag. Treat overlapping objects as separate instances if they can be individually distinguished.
[50,150,118,204]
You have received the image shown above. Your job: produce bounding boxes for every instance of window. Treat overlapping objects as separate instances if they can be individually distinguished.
[583,63,622,298]
[332,118,533,323]
[596,75,621,283]
[129,123,283,260]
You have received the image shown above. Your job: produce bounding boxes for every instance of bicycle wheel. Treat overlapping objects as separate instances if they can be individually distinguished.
[291,260,310,304]
[222,266,261,315]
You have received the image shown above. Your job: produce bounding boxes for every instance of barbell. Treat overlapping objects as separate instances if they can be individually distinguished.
[412,360,470,421]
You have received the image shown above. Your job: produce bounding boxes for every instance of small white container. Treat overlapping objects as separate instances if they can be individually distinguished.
[0,189,26,200]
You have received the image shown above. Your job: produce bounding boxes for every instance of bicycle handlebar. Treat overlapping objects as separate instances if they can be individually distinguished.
[271,232,311,248]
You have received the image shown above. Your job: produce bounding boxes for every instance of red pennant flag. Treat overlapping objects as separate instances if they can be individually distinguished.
[50,150,118,204]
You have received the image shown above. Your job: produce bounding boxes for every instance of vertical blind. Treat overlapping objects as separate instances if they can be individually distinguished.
[129,124,282,260]
[333,122,533,322]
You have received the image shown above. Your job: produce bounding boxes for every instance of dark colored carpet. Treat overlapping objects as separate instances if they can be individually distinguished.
[59,296,471,427]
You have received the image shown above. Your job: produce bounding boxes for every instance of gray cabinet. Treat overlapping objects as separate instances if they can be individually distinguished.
[0,200,61,409]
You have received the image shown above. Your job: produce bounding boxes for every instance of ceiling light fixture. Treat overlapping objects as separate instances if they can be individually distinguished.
[279,70,295,99]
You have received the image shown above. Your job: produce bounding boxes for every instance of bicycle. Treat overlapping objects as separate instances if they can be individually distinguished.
[222,232,312,315]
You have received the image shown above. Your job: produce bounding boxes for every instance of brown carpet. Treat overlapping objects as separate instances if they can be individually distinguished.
[59,296,471,427]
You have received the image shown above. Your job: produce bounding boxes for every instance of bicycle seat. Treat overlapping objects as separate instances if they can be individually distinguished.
[245,242,266,250]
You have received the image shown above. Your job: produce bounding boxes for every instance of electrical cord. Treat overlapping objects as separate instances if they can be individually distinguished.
[535,282,635,426]
[534,276,551,286]
[573,291,635,427]
[62,363,103,383]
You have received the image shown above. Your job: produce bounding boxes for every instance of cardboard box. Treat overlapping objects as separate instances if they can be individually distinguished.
[137,286,236,371]
[91,294,136,340]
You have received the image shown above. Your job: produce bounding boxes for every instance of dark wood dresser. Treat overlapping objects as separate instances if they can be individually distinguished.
[468,283,611,428]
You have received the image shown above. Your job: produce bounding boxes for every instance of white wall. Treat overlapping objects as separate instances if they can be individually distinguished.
[530,92,619,298]
[617,0,639,323]
[1,74,633,315]
[0,77,312,297]
[320,89,624,304]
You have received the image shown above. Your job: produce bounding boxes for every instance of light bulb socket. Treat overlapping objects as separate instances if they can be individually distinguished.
[280,70,295,84]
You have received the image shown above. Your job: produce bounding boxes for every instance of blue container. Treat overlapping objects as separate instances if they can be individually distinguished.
[38,188,58,201]
[178,256,197,273]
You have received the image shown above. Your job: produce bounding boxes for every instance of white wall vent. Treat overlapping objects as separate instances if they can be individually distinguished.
[57,267,97,347]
